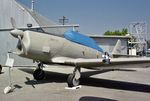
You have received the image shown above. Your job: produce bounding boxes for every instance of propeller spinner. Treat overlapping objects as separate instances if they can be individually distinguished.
[10,29,24,38]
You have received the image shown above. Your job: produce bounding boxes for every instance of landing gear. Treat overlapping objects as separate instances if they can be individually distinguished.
[102,52,110,64]
[67,67,81,87]
[33,63,45,80]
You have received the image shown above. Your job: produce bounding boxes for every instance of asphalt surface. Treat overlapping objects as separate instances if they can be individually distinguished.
[0,65,150,101]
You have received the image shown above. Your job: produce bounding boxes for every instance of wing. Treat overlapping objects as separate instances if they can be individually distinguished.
[52,57,150,70]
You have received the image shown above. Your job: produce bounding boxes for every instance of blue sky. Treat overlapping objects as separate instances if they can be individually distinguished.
[17,0,150,35]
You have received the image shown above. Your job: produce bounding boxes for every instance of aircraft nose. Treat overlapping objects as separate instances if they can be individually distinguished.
[10,29,24,38]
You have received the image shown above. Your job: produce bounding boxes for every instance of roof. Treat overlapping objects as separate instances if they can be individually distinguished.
[88,35,130,39]
[18,3,66,36]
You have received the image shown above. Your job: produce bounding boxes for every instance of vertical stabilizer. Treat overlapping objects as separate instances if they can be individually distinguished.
[112,39,122,55]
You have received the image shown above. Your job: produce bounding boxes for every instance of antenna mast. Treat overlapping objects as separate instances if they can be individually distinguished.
[59,16,69,25]
[31,0,35,11]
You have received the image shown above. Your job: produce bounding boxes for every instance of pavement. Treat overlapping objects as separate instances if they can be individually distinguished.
[0,65,150,101]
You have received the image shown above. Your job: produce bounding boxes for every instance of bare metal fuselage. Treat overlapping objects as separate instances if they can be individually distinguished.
[18,31,102,64]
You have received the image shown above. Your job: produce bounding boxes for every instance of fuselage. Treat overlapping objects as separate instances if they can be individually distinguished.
[17,31,103,64]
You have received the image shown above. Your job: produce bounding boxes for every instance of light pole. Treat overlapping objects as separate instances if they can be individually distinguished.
[59,16,69,25]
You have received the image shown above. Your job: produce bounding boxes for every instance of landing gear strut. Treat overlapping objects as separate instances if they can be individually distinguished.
[67,67,81,87]
[33,63,45,80]
[102,52,110,64]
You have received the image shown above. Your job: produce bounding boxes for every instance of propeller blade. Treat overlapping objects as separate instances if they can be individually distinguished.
[10,17,17,29]
[18,36,27,55]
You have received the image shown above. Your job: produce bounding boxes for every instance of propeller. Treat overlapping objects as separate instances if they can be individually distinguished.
[10,17,27,55]
[10,17,24,38]
[18,35,27,55]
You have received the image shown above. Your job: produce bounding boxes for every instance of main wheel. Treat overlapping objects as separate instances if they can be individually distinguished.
[33,69,45,80]
[67,74,80,87]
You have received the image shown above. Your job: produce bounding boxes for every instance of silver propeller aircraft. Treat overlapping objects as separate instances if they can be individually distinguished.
[1,17,150,87]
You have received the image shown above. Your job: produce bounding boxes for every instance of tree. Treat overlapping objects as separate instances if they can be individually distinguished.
[121,28,128,36]
[104,28,128,36]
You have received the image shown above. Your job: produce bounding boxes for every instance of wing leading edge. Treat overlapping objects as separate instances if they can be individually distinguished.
[52,57,150,70]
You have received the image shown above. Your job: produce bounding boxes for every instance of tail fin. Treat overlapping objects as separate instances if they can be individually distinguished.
[112,39,122,55]
[111,39,139,58]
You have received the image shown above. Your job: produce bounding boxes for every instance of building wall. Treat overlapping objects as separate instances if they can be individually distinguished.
[0,0,39,65]
[91,37,128,54]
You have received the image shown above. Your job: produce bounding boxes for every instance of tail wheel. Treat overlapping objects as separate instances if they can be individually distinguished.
[33,69,45,80]
[67,74,80,87]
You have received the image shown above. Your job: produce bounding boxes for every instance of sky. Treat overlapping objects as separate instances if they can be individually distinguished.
[17,0,150,35]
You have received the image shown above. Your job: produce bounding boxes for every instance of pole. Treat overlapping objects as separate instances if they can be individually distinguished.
[31,0,34,11]
[9,67,12,87]
[59,16,69,25]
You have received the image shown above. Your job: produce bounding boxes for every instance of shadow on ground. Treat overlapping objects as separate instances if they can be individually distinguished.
[19,68,150,93]
[79,96,117,101]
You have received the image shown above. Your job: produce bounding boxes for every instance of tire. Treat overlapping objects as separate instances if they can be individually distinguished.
[33,69,45,80]
[67,74,79,87]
